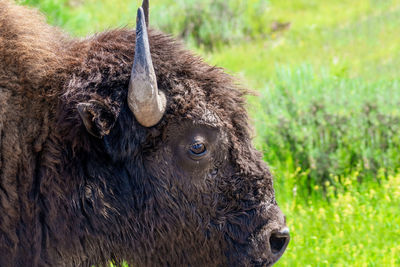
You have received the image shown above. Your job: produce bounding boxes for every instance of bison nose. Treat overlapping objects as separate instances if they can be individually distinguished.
[269,227,290,259]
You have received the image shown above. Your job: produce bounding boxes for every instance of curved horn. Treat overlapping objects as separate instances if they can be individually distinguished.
[128,7,166,127]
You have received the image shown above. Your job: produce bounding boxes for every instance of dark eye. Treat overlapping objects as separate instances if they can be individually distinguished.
[189,142,207,156]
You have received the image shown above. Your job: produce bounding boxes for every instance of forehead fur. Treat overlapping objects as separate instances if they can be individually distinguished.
[64,29,252,140]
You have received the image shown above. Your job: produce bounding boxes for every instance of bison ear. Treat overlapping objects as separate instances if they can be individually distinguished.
[77,100,117,138]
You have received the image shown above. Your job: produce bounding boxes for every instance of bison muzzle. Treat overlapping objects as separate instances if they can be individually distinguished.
[0,0,289,266]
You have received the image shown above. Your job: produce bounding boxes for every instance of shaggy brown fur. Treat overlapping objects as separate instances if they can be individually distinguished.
[0,1,288,266]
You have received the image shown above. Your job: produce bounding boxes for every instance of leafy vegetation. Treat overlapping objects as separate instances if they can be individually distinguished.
[255,66,400,196]
[19,0,400,266]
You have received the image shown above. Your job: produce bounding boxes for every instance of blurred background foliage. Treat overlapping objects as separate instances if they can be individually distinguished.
[20,0,271,49]
[19,0,400,265]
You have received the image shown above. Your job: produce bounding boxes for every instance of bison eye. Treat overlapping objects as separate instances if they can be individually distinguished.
[189,142,207,157]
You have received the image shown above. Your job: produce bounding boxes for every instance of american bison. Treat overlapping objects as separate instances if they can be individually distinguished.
[0,0,289,266]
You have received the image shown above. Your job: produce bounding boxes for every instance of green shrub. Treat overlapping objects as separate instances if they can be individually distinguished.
[153,0,270,49]
[254,65,400,195]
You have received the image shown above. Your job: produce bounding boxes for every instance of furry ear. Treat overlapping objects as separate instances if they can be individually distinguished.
[77,100,118,138]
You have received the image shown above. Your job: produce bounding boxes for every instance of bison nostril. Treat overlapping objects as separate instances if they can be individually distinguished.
[269,228,290,255]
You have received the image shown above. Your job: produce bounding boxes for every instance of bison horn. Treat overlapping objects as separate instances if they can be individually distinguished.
[128,6,166,127]
[142,0,149,28]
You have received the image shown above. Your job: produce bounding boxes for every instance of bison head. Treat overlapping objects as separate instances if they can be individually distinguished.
[56,1,289,266]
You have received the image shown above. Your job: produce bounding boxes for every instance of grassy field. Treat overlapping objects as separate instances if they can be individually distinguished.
[280,173,400,266]
[21,0,400,265]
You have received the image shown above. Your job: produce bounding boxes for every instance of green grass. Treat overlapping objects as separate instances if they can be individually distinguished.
[18,0,400,266]
[205,1,400,83]
[276,172,400,266]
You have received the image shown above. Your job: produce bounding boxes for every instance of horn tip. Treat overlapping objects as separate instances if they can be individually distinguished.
[136,7,146,28]
[137,6,144,17]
